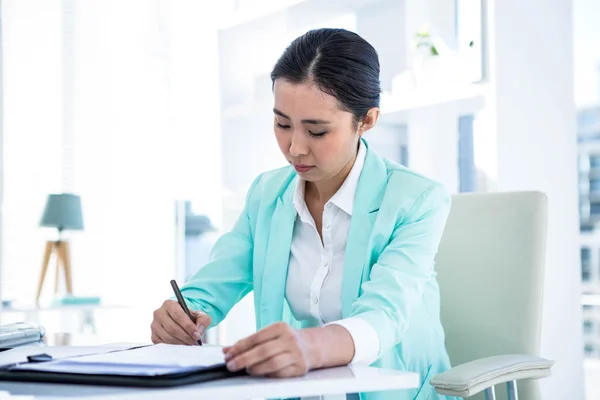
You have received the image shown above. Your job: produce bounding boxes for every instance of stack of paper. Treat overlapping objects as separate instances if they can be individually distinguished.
[0,390,34,399]
[0,344,137,367]
[11,344,227,377]
[0,323,45,349]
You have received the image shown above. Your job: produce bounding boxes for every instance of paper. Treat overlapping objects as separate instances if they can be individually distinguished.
[0,323,45,348]
[0,344,135,367]
[0,391,34,400]
[10,344,227,376]
[68,343,226,368]
[12,359,202,376]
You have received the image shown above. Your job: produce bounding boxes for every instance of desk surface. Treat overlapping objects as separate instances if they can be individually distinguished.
[0,346,420,399]
[2,304,124,313]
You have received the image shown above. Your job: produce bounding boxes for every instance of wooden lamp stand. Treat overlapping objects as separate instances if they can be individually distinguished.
[37,193,83,304]
[35,239,73,305]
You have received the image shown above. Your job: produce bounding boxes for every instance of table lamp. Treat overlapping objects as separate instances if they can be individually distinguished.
[35,193,84,304]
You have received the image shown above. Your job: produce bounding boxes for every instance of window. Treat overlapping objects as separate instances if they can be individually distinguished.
[585,343,595,356]
[582,248,592,282]
[580,176,591,193]
[578,109,600,130]
[590,179,600,192]
[459,115,476,192]
[584,320,594,334]
[400,145,409,167]
[590,203,600,216]
[581,224,594,233]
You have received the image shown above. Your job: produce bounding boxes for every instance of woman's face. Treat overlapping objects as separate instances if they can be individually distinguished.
[273,79,377,183]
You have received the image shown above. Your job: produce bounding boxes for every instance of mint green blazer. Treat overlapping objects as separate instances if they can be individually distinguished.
[181,139,456,400]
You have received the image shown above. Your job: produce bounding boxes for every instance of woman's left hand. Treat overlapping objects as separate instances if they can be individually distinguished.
[222,322,318,377]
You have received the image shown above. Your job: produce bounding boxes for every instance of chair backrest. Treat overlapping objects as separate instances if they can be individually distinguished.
[435,191,548,400]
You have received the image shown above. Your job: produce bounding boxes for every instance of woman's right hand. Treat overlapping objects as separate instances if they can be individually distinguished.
[151,299,212,345]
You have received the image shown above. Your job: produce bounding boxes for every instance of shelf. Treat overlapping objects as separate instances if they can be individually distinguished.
[380,84,486,125]
[223,87,486,125]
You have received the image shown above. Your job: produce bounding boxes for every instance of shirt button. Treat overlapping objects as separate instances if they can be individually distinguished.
[325,223,331,229]
[325,203,332,209]
[323,261,329,267]
[313,297,319,304]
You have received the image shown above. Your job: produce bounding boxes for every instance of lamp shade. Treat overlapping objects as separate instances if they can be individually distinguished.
[40,193,84,231]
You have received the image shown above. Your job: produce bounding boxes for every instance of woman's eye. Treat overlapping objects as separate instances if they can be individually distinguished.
[276,122,291,129]
[309,130,327,138]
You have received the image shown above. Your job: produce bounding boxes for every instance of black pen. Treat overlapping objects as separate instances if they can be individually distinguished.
[170,279,202,346]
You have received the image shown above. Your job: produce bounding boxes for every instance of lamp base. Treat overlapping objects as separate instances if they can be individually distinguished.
[36,240,73,305]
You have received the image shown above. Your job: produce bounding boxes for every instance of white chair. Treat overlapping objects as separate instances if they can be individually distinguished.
[430,191,554,400]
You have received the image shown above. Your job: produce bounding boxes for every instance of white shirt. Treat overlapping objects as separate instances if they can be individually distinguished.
[285,141,380,365]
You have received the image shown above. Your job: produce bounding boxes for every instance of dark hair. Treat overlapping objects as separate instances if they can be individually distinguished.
[271,28,381,128]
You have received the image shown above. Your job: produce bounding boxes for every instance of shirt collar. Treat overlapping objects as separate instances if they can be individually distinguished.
[293,140,367,217]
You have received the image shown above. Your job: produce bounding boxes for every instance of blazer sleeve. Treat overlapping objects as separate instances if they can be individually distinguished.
[179,175,261,328]
[348,182,451,355]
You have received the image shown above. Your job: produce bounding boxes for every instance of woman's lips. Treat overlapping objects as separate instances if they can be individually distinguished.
[293,164,314,173]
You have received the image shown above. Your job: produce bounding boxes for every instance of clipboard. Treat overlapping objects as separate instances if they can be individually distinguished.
[0,344,246,388]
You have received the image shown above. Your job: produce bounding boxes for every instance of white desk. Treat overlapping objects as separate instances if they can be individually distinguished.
[1,304,126,336]
[0,346,420,399]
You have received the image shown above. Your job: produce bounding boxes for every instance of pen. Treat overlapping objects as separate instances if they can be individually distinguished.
[170,279,202,346]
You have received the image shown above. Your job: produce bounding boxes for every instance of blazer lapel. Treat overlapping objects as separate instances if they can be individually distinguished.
[342,140,388,317]
[259,179,297,328]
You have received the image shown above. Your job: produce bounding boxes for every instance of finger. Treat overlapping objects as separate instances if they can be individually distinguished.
[152,314,192,345]
[152,307,186,343]
[160,318,197,345]
[157,325,186,345]
[152,326,181,345]
[165,302,202,342]
[247,353,296,377]
[191,310,212,337]
[150,318,173,344]
[225,323,287,359]
[226,340,287,372]
[151,333,161,344]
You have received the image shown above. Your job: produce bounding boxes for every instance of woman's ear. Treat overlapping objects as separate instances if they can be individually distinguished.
[358,107,380,135]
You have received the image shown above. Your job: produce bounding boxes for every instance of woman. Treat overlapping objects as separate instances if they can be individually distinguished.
[151,28,454,400]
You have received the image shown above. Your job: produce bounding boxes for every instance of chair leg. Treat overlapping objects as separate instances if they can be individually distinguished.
[507,380,518,400]
[484,386,496,400]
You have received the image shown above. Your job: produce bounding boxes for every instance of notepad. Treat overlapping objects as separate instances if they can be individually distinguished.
[10,344,226,377]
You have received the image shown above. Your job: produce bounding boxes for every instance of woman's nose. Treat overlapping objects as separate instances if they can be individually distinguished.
[289,131,309,157]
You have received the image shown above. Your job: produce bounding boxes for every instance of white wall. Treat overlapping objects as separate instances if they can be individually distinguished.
[488,0,584,398]
[0,1,225,345]
[0,0,4,310]
[1,0,64,305]
[574,0,600,107]
[356,0,408,92]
